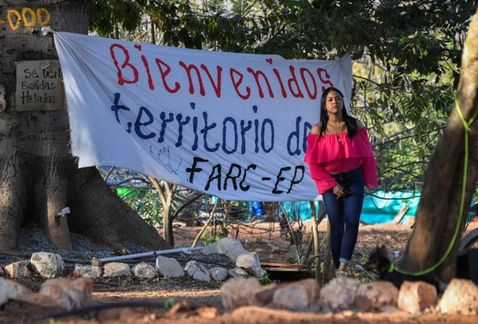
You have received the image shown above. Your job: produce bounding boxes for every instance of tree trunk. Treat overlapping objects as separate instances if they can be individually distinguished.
[148,176,175,247]
[0,0,170,252]
[401,8,478,281]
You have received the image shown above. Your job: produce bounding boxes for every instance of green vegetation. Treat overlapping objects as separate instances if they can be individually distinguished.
[258,273,273,285]
[199,225,230,245]
[117,187,164,228]
[163,297,176,309]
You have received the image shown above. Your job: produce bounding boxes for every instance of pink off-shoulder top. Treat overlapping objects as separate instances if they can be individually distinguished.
[304,127,378,194]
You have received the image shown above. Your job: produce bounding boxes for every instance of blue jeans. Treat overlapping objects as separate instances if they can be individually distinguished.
[322,168,364,269]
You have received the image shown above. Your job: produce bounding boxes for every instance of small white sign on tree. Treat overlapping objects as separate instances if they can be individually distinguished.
[15,60,65,111]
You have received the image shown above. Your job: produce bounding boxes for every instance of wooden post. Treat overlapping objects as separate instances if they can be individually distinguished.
[279,204,301,263]
[393,204,409,224]
[191,201,219,247]
[302,233,314,265]
[303,201,327,265]
[309,200,321,284]
[323,218,333,283]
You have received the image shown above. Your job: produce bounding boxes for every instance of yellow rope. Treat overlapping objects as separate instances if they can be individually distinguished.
[390,97,474,275]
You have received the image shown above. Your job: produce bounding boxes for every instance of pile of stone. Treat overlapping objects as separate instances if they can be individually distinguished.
[221,276,478,315]
[4,235,477,317]
[0,238,268,310]
[1,238,264,282]
[0,277,92,311]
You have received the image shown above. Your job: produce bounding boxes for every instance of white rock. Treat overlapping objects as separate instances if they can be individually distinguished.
[73,264,102,279]
[438,279,478,315]
[235,252,266,277]
[103,262,131,277]
[216,238,247,262]
[200,242,219,254]
[397,281,437,313]
[39,278,92,310]
[228,267,249,278]
[185,261,211,282]
[30,252,65,279]
[319,277,360,312]
[355,281,398,311]
[272,279,320,310]
[133,262,157,279]
[155,256,184,278]
[4,261,31,279]
[0,278,32,306]
[220,277,263,310]
[209,267,228,281]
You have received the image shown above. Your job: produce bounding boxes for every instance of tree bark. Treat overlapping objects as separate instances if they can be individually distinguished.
[68,168,170,251]
[401,8,478,281]
[148,176,176,247]
[0,0,169,252]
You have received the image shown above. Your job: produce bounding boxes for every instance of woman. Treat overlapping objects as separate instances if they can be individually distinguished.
[304,87,378,275]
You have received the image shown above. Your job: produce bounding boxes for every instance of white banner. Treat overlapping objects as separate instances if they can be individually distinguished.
[54,32,352,201]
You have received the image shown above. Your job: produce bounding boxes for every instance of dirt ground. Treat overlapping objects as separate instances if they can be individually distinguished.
[2,220,478,323]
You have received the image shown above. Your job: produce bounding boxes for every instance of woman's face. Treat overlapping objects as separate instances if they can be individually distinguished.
[324,90,343,116]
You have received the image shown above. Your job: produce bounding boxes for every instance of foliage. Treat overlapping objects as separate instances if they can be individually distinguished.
[117,184,204,228]
[90,0,147,36]
[353,68,455,190]
[163,297,176,309]
[258,273,272,285]
[199,224,229,245]
[117,187,164,227]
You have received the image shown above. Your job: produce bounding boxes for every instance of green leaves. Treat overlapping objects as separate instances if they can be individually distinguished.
[90,0,145,36]
[353,72,454,190]
[119,187,164,227]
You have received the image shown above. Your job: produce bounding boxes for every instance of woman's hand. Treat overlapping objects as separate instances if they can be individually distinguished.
[333,184,346,199]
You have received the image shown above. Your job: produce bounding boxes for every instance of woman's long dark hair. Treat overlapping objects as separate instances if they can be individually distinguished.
[319,87,358,138]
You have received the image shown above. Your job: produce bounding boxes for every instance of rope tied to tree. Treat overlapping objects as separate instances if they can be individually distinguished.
[389,97,476,275]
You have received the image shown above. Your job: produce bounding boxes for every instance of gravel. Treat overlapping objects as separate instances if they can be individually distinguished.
[1,227,233,270]
[0,226,152,265]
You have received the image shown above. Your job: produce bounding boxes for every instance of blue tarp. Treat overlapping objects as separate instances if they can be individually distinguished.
[360,191,420,224]
[281,191,478,224]
[281,191,420,224]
